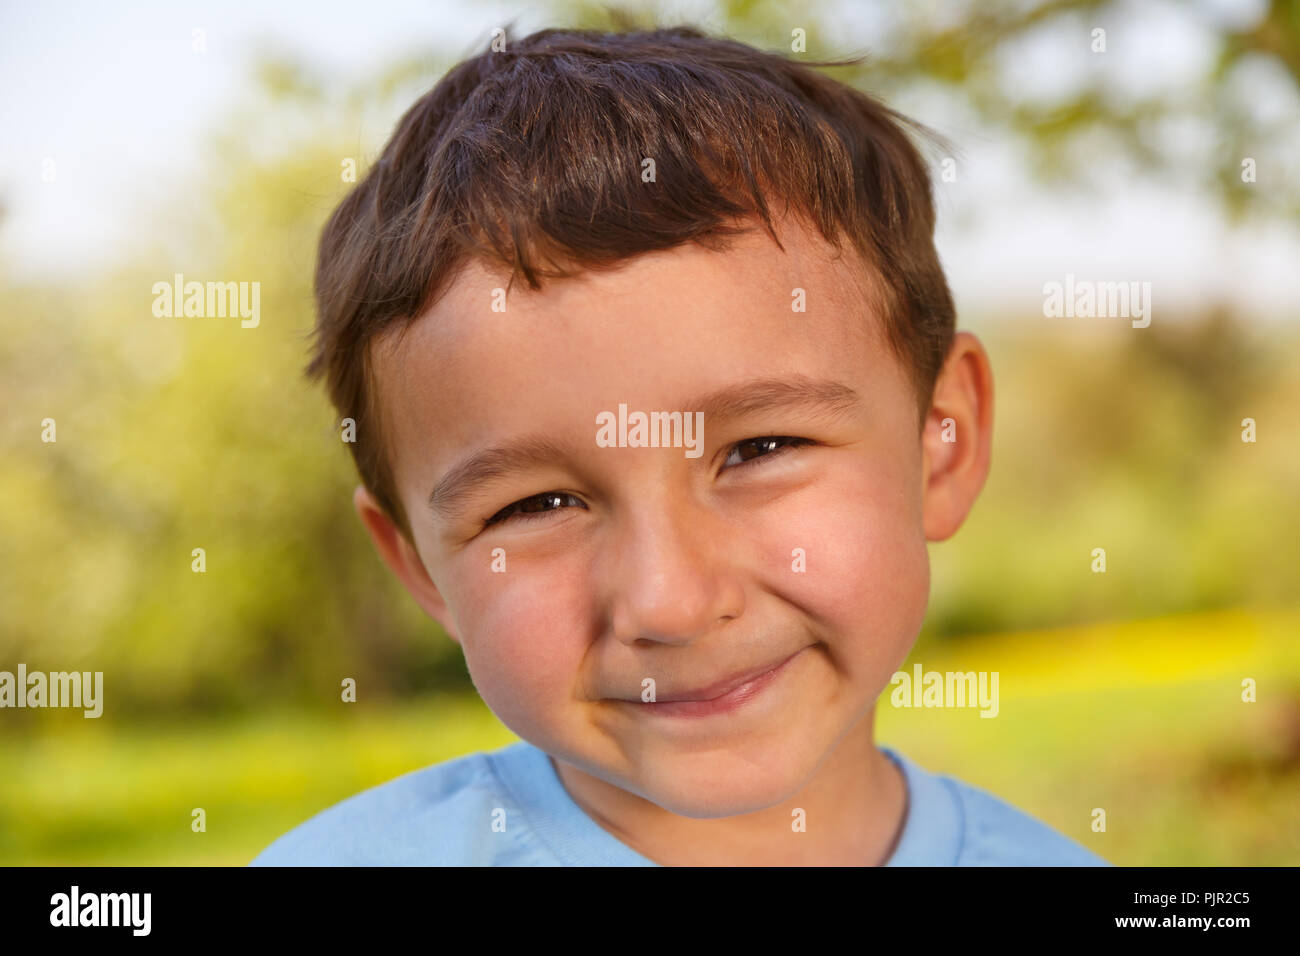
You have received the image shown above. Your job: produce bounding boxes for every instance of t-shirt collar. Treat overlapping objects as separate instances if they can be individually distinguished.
[488,740,961,866]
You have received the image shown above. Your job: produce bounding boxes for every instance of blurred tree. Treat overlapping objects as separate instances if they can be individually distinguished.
[556,0,1300,221]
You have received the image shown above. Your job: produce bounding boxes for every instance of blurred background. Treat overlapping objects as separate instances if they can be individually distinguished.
[1,0,1297,865]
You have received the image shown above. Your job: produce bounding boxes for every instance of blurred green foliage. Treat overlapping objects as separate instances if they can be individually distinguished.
[922,315,1300,639]
[0,131,465,717]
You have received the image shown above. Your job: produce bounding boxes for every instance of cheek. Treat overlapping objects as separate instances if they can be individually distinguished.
[756,452,929,685]
[443,551,591,735]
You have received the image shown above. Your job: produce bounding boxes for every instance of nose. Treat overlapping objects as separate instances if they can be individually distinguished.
[601,489,747,647]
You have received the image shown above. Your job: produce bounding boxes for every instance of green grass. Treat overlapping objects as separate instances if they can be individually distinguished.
[3,607,1297,865]
[877,607,1300,865]
[0,696,518,865]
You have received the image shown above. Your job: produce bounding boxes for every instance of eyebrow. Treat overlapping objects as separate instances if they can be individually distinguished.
[428,435,577,522]
[427,375,862,522]
[688,375,861,424]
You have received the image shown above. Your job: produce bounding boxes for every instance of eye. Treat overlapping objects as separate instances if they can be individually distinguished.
[484,492,586,528]
[480,438,811,528]
[721,436,814,470]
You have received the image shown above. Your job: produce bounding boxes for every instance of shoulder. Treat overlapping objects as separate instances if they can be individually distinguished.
[939,771,1110,866]
[248,741,554,866]
[885,748,1110,867]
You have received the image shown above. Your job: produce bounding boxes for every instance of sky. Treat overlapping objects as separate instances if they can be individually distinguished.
[2,0,1298,322]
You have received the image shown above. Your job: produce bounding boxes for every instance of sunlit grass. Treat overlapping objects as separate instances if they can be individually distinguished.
[0,696,517,865]
[878,607,1300,865]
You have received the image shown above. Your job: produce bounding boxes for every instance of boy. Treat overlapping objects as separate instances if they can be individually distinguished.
[253,26,1107,866]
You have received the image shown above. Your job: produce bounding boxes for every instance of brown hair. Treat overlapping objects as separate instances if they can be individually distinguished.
[306,25,956,539]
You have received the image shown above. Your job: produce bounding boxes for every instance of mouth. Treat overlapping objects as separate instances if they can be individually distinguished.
[618,646,809,719]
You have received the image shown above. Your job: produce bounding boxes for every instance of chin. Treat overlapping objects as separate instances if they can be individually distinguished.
[632,748,814,819]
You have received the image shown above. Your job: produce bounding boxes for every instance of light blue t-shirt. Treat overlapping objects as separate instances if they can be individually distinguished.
[250,741,1108,866]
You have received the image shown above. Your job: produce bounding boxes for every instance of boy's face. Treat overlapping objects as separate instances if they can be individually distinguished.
[362,216,990,818]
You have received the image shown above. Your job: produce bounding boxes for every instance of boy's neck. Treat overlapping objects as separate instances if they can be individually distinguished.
[552,719,907,866]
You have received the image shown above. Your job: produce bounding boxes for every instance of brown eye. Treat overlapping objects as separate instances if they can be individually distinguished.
[722,436,812,470]
[485,492,584,527]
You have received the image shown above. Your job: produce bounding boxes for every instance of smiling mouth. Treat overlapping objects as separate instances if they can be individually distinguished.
[617,647,809,719]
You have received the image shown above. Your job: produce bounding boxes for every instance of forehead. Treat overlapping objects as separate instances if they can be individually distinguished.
[371,217,897,496]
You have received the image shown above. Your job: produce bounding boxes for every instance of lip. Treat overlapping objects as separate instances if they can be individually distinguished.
[626,647,808,719]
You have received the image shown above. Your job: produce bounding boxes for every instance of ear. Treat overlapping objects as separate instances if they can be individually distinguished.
[353,485,463,644]
[920,331,994,542]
